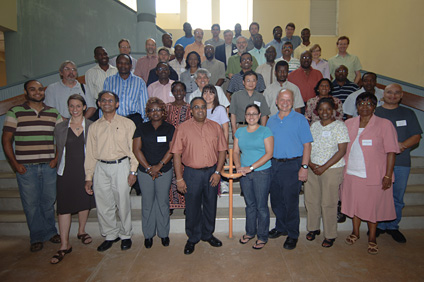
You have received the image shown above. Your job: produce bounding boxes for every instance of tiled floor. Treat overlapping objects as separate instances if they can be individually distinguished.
[1,230,423,282]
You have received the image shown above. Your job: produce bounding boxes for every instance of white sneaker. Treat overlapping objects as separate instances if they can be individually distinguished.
[220,181,229,193]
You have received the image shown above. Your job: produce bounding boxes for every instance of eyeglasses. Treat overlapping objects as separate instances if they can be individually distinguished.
[241,58,252,62]
[358,102,375,107]
[147,108,164,113]
[63,67,77,72]
[192,105,207,110]
[100,99,114,103]
[120,46,131,49]
[336,70,347,73]
[301,56,312,60]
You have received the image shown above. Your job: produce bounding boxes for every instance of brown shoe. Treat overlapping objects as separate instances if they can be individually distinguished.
[30,242,44,252]
[49,234,61,244]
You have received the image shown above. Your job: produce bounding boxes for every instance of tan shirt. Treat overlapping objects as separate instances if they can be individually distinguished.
[84,113,138,180]
[184,42,206,62]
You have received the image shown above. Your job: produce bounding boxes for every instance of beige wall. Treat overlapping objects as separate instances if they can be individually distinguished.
[0,0,17,32]
[157,0,423,86]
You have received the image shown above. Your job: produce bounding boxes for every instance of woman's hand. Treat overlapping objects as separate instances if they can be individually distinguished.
[382,176,392,190]
[149,164,163,180]
[237,167,252,176]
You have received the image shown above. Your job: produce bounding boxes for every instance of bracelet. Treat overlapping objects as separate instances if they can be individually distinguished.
[176,178,184,182]
[383,175,391,179]
[160,160,165,166]
[145,166,152,173]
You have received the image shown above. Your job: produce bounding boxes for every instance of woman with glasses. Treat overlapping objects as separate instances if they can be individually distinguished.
[133,97,175,249]
[234,104,274,250]
[310,44,330,79]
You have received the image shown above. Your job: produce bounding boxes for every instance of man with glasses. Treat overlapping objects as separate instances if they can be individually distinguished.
[110,39,137,72]
[147,62,175,103]
[331,65,359,104]
[226,36,259,79]
[171,97,228,255]
[275,42,300,73]
[184,28,206,62]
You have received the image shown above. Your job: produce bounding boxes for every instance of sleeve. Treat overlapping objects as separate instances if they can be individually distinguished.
[299,116,314,144]
[336,121,350,144]
[257,74,266,92]
[293,85,305,109]
[216,124,229,152]
[226,57,236,76]
[407,110,423,136]
[216,87,230,107]
[343,94,357,116]
[170,126,184,154]
[263,126,273,138]
[234,127,242,139]
[252,57,259,71]
[217,106,230,124]
[3,109,18,132]
[84,124,97,181]
[383,120,401,154]
[44,86,55,108]
[139,81,149,120]
[259,96,271,116]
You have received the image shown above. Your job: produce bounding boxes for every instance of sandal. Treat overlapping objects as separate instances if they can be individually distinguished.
[322,238,335,248]
[345,234,359,245]
[239,235,254,244]
[77,233,92,245]
[367,242,378,255]
[306,230,320,241]
[252,240,267,250]
[50,247,72,264]
[30,242,43,252]
[49,234,61,244]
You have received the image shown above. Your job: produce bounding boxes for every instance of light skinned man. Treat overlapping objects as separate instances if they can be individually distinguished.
[205,24,224,48]
[2,80,63,252]
[171,97,228,255]
[282,23,301,50]
[328,36,362,84]
[134,38,158,83]
[85,91,138,252]
[184,28,206,62]
[246,22,264,51]
[226,36,259,78]
[215,30,237,69]
[110,39,137,71]
[266,89,312,250]
[375,84,422,243]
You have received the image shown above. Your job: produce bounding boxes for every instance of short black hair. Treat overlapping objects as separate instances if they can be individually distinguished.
[240,52,253,63]
[356,92,377,107]
[190,96,206,108]
[362,72,377,81]
[116,53,132,65]
[273,26,282,34]
[243,70,258,81]
[24,80,39,92]
[98,90,119,103]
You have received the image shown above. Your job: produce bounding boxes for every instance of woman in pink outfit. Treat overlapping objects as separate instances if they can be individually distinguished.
[342,92,399,255]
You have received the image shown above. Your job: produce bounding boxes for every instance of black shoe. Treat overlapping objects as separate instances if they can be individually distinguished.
[97,238,120,252]
[337,201,346,223]
[144,238,153,249]
[121,239,132,250]
[184,242,195,255]
[283,237,298,250]
[169,209,174,216]
[269,228,287,239]
[367,228,385,237]
[386,229,407,243]
[161,237,170,247]
[202,236,222,247]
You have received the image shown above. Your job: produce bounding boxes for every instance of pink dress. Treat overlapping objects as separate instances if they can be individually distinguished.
[341,115,400,223]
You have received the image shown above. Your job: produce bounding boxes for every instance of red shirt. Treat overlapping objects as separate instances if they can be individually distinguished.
[288,67,323,102]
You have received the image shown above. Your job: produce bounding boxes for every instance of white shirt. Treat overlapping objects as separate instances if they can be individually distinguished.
[188,86,230,108]
[343,87,384,117]
[85,64,118,105]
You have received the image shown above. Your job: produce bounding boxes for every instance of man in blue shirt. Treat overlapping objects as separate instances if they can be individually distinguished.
[174,22,195,49]
[267,89,313,250]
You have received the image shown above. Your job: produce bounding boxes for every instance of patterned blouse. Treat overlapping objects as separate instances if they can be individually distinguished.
[305,95,343,124]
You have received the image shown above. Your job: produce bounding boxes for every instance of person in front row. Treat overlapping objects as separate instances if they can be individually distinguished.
[170,97,228,255]
[84,91,138,252]
[266,89,313,250]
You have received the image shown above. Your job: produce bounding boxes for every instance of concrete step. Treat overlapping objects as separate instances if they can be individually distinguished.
[407,168,424,185]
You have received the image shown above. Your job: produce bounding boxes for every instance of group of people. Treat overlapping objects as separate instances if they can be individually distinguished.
[1,20,422,264]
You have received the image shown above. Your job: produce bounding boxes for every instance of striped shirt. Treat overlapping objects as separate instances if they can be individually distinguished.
[331,79,359,104]
[3,103,63,164]
[102,72,148,119]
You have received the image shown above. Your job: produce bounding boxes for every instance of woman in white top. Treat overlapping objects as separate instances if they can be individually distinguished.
[202,84,229,144]
[304,97,349,248]
[310,44,330,79]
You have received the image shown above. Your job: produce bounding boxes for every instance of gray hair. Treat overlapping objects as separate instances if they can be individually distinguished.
[194,68,211,79]
[59,60,77,79]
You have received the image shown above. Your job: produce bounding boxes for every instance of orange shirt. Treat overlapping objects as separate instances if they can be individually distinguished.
[184,42,206,62]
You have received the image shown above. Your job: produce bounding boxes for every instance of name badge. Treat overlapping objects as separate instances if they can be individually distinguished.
[169,91,173,97]
[322,131,331,137]
[254,101,261,107]
[157,136,167,143]
[396,120,407,127]
[362,139,372,146]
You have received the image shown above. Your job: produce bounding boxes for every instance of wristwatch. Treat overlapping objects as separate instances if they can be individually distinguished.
[250,166,254,171]
[214,170,221,175]
[130,171,138,176]
[301,164,308,169]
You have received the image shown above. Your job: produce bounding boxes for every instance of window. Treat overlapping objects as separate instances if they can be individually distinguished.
[119,0,137,11]
[156,0,180,13]
[310,0,338,36]
[220,0,253,30]
[187,0,212,29]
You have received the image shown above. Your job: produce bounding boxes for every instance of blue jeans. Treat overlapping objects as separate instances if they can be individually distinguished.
[378,166,410,230]
[240,168,271,242]
[16,163,58,243]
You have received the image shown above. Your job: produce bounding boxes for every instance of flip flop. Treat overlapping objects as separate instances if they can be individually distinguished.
[50,248,72,264]
[345,234,359,245]
[77,233,92,245]
[306,230,321,241]
[252,240,267,250]
[239,235,254,244]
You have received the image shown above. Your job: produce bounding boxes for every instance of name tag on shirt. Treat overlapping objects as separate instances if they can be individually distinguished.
[169,91,173,97]
[396,120,407,127]
[254,101,261,107]
[362,139,372,146]
[322,131,331,137]
[157,136,167,143]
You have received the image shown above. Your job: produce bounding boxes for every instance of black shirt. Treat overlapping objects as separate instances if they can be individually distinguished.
[133,121,175,173]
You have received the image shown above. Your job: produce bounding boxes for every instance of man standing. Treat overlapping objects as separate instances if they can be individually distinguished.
[45,60,96,119]
[157,33,175,58]
[205,24,224,48]
[343,72,383,118]
[2,80,62,252]
[266,26,284,59]
[264,61,304,115]
[227,53,266,99]
[110,39,137,72]
[226,36,259,78]
[249,34,267,66]
[275,42,300,73]
[184,28,206,62]
[375,84,422,243]
[255,46,277,88]
[267,89,313,250]
[232,23,242,44]
[328,36,362,84]
[282,23,302,50]
[85,91,138,252]
[288,50,323,103]
[146,47,179,86]
[85,46,118,119]
[215,30,237,69]
[147,62,175,103]
[169,44,186,76]
[201,45,225,86]
[171,97,227,255]
[246,22,264,51]
[293,28,313,59]
[175,22,195,49]
[331,65,359,104]
[134,38,158,83]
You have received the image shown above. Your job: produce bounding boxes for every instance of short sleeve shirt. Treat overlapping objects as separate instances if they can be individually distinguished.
[229,90,270,122]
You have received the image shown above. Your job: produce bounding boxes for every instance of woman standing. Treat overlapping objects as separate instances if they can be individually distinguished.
[180,51,201,98]
[202,84,229,144]
[305,78,343,123]
[304,98,349,248]
[342,92,399,254]
[133,97,175,248]
[51,94,95,264]
[166,81,191,213]
[310,44,330,79]
[234,104,274,250]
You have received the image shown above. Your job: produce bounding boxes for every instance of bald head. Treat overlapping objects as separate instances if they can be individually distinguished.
[383,83,403,107]
[276,89,294,113]
[145,38,156,55]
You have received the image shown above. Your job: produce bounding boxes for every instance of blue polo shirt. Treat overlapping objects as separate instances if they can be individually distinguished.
[267,110,313,158]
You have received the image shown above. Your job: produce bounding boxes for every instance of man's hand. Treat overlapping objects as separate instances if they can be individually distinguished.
[177,179,187,194]
[12,162,27,175]
[209,173,221,187]
[49,159,58,169]
[85,181,94,195]
[128,174,136,187]
[298,168,308,182]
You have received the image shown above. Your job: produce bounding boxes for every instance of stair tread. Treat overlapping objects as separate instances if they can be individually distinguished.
[0,172,16,179]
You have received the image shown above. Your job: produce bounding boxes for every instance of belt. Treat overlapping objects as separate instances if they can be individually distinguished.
[188,166,214,171]
[272,156,301,162]
[99,156,128,164]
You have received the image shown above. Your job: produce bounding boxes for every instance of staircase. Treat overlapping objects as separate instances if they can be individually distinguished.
[1,157,423,237]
